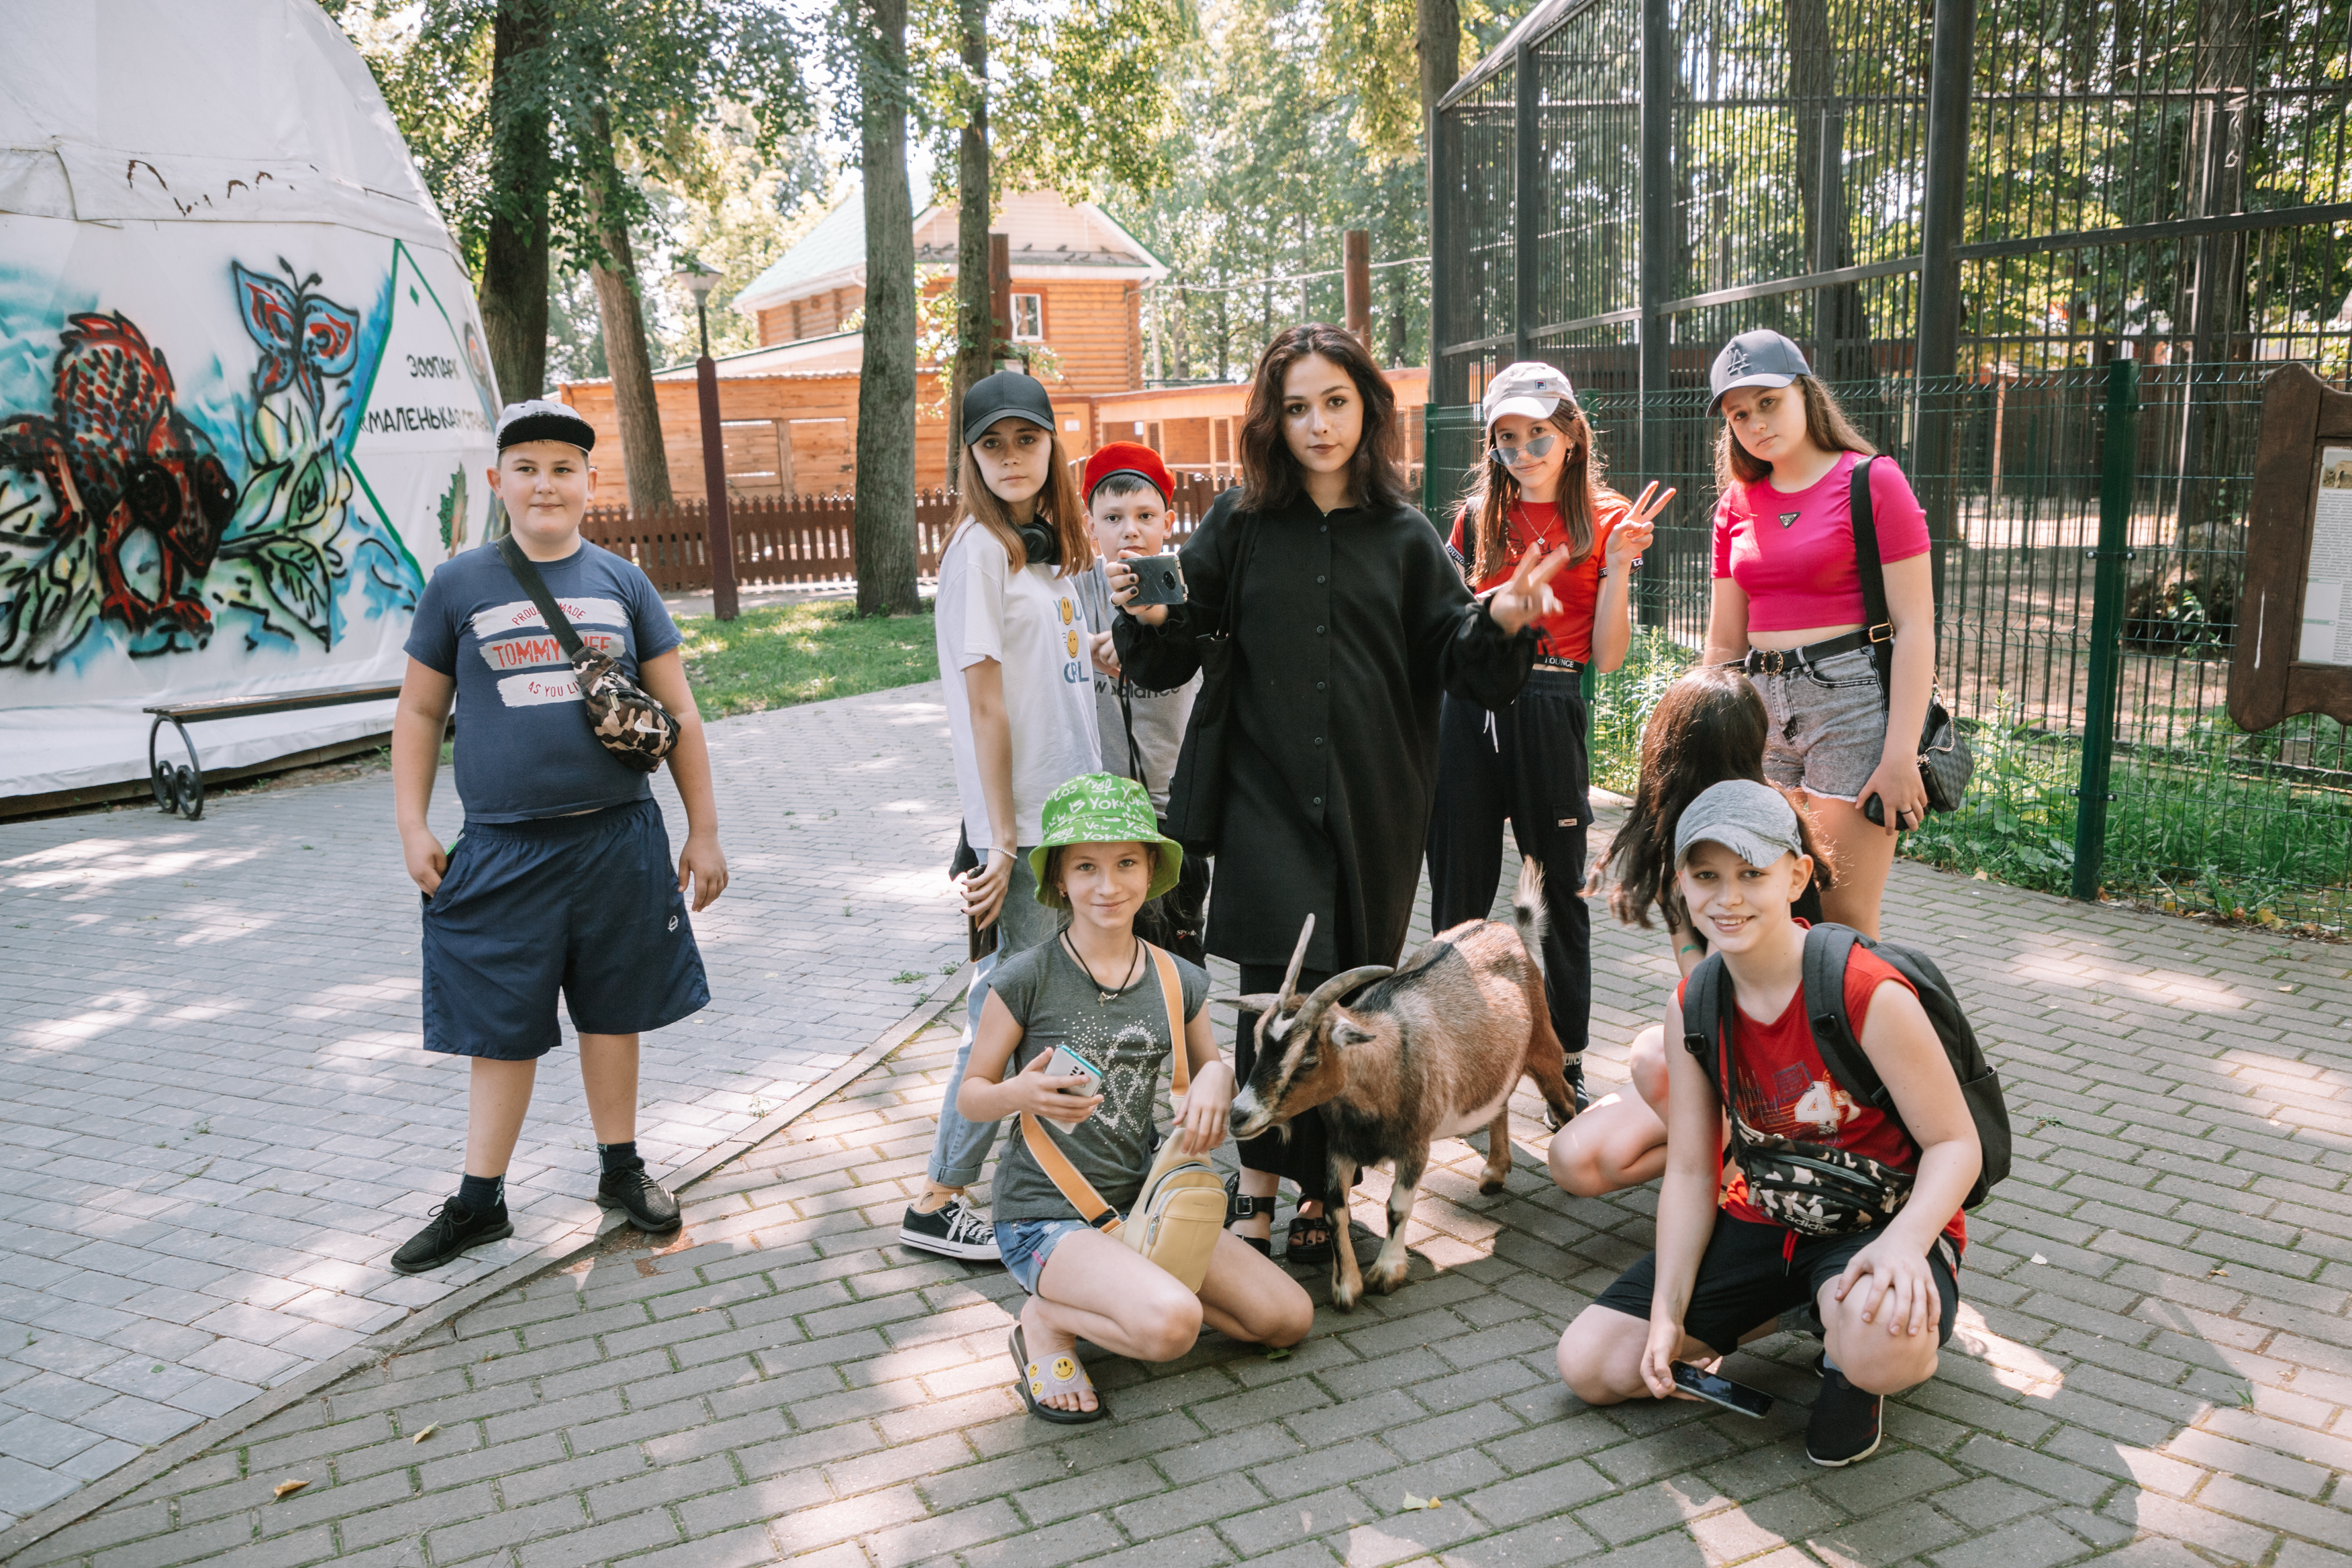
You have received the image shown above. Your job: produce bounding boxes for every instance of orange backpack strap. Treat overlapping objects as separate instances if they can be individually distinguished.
[1018,941,1191,1234]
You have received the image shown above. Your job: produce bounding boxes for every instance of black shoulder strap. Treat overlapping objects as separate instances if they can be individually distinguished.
[495,535,587,660]
[1679,952,1728,1083]
[1802,922,1896,1112]
[1849,456,1894,690]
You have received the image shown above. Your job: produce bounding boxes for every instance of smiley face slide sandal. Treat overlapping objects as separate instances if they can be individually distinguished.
[1011,1325,1108,1424]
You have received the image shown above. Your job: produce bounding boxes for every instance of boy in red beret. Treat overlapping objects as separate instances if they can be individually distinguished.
[1072,442,1206,958]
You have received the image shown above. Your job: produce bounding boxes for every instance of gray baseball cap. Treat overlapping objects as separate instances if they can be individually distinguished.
[1708,330,1812,413]
[1481,361,1577,428]
[1675,779,1806,868]
[963,370,1056,444]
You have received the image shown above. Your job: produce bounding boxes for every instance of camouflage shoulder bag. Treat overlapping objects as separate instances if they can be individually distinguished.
[494,536,680,774]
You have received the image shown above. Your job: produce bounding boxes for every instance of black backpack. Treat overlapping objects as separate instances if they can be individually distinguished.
[1681,924,2011,1222]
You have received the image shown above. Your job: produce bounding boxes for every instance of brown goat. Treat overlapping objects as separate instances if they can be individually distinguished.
[1220,860,1577,1310]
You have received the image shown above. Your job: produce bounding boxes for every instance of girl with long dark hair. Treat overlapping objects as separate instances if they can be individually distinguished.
[1426,362,1672,1112]
[1110,325,1567,1263]
[1704,330,1933,938]
[1549,666,1833,1197]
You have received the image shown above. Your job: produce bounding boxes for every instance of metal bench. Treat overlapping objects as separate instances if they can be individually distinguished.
[145,683,402,820]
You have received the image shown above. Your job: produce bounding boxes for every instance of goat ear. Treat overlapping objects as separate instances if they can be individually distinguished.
[1331,1012,1379,1047]
[1212,992,1281,1014]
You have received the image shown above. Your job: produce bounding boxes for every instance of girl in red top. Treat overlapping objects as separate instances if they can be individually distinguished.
[1703,330,1934,938]
[1427,362,1673,1110]
[1556,781,1980,1468]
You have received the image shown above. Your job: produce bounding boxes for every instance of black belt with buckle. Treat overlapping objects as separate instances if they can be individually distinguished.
[1741,624,1890,677]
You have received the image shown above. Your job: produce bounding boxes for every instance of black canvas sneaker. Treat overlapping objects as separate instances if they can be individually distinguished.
[1806,1366,1884,1467]
[391,1197,514,1275]
[899,1194,1000,1261]
[598,1165,682,1232]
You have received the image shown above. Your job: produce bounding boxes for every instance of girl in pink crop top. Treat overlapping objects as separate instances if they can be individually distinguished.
[1714,452,1929,632]
[1700,330,1937,944]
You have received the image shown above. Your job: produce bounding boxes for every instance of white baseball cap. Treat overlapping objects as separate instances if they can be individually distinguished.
[1481,362,1577,429]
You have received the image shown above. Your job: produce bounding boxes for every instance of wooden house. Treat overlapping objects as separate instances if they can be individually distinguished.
[562,186,1167,503]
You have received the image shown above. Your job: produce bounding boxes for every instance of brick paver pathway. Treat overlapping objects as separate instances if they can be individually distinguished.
[0,688,973,1530]
[8,799,2350,1567]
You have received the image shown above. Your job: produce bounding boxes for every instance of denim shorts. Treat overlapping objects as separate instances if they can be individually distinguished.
[1752,646,1890,803]
[997,1218,1090,1294]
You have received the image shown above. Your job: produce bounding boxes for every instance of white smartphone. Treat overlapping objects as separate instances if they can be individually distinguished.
[1042,1046,1103,1095]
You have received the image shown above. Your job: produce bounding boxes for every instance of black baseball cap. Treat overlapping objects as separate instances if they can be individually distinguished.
[1708,330,1812,413]
[495,398,596,452]
[963,371,1056,444]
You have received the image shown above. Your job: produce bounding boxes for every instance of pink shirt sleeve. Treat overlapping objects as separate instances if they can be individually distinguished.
[1868,459,1930,564]
[1712,489,1741,579]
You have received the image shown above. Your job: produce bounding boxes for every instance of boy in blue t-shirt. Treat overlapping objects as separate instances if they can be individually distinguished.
[389,399,730,1274]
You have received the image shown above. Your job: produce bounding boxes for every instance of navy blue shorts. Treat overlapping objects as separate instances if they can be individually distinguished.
[420,798,709,1061]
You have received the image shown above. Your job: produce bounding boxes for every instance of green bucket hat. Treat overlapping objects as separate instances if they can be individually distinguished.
[1028,773,1184,904]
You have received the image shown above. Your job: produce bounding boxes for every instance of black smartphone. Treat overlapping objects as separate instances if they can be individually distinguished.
[1126,554,1187,607]
[1670,1362,1775,1419]
[1862,792,1885,827]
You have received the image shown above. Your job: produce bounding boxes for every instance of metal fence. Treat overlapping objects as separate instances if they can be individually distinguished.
[1426,0,2352,925]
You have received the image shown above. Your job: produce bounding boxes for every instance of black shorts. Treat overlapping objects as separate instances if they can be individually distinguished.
[1592,1212,1959,1358]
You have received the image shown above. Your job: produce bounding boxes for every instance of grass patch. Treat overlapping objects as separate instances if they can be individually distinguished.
[678,597,939,719]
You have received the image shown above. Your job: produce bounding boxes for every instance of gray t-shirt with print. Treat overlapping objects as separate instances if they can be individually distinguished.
[985,938,1210,1224]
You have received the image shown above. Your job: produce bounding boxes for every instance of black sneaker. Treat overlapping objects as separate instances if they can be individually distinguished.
[1547,1052,1595,1130]
[899,1195,999,1261]
[598,1165,682,1232]
[1806,1367,1883,1467]
[391,1197,513,1274]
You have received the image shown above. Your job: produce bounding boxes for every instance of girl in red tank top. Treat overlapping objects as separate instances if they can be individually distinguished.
[1426,362,1675,1110]
[1555,781,1981,1469]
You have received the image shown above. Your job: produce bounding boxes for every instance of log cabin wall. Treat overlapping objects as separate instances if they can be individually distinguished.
[560,369,951,503]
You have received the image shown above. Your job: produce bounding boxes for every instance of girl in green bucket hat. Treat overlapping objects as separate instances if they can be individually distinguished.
[961,773,1312,1421]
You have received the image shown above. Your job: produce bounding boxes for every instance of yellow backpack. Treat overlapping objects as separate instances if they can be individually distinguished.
[1018,944,1229,1291]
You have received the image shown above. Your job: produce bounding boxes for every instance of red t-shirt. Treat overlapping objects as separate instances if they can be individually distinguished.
[1448,492,1631,665]
[1678,936,1967,1251]
[1711,452,1929,632]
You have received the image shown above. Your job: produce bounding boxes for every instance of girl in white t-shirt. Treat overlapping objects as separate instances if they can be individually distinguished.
[900,372,1104,1264]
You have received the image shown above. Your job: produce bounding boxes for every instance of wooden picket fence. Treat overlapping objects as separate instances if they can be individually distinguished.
[581,471,1240,593]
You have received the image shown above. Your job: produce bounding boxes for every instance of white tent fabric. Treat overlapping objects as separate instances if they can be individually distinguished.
[0,1,499,799]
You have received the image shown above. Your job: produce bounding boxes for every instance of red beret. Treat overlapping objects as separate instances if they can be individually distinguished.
[1081,441,1174,505]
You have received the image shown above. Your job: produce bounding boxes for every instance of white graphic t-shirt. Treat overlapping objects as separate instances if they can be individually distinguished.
[934,520,1100,850]
[405,538,681,822]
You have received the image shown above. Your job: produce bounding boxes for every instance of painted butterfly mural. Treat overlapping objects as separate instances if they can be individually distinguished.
[0,257,422,669]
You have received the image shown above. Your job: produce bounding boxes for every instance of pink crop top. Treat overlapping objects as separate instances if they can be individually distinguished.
[1712,452,1930,632]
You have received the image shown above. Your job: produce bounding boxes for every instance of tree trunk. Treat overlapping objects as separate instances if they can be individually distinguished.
[479,0,552,404]
[585,107,675,513]
[947,0,993,475]
[1784,0,1867,381]
[1415,0,1459,205]
[854,0,920,615]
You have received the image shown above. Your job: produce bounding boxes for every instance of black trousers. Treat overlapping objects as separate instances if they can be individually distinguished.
[1424,671,1593,1059]
[1232,961,1339,1205]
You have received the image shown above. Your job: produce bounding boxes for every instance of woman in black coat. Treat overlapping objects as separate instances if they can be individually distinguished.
[1112,324,1568,1263]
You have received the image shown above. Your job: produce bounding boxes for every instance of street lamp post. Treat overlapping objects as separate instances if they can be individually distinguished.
[671,256,738,621]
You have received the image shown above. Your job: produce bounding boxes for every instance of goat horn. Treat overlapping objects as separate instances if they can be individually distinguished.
[1275,914,1316,1010]
[1286,964,1393,1045]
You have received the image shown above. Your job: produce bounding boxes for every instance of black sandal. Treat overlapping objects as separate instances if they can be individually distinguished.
[1224,1172,1275,1255]
[1285,1210,1335,1267]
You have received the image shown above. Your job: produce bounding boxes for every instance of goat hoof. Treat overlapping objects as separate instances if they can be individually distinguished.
[1477,1173,1508,1195]
[1331,1278,1362,1313]
[1369,1264,1409,1295]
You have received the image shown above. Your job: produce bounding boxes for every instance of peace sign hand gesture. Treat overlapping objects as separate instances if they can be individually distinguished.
[1487,541,1573,636]
[1606,481,1677,569]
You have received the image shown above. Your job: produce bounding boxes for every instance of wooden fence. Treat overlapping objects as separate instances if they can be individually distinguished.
[581,470,1240,594]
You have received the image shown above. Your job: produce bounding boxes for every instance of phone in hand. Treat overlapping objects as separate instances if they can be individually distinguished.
[1862,792,1885,827]
[1042,1046,1104,1095]
[1126,554,1187,607]
[1670,1362,1775,1419]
